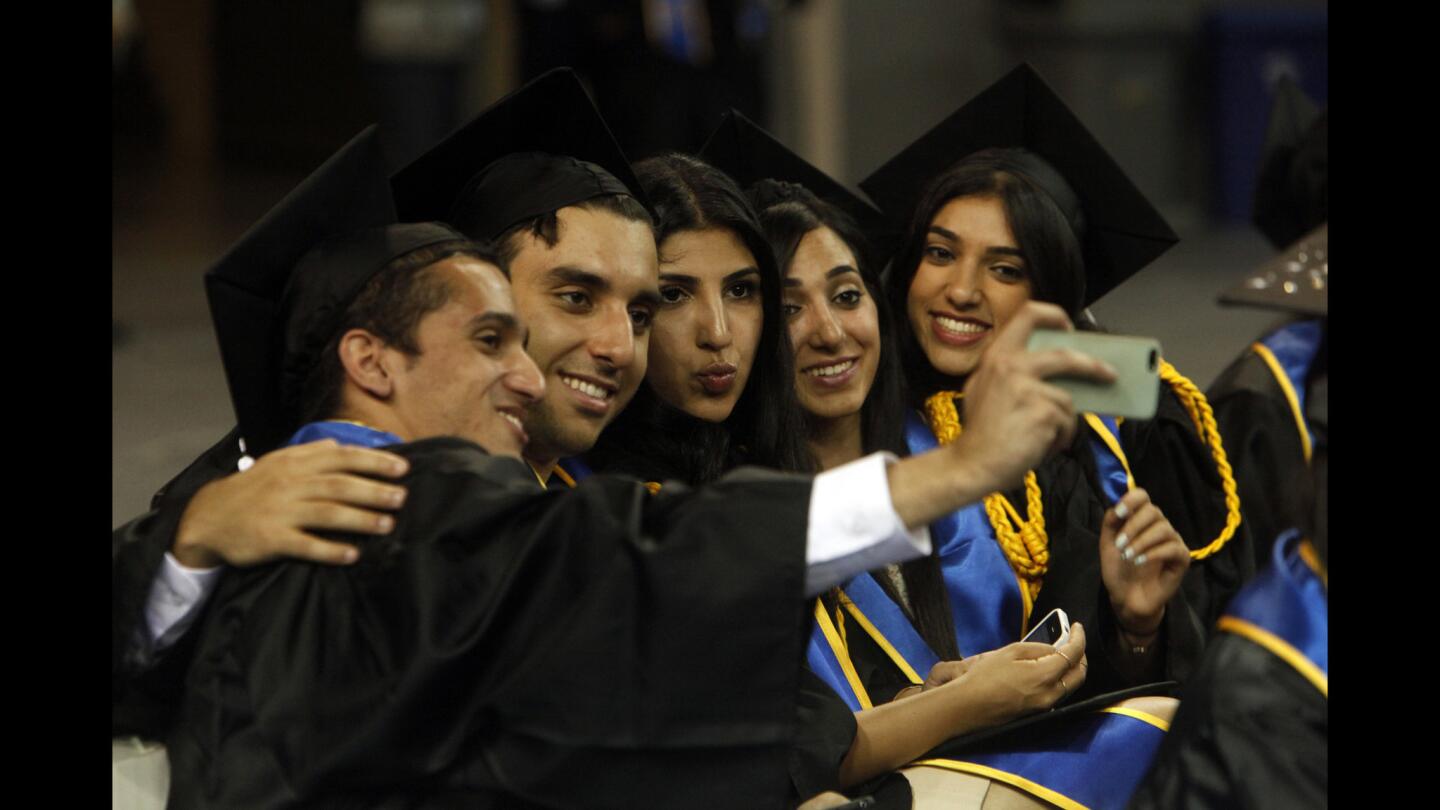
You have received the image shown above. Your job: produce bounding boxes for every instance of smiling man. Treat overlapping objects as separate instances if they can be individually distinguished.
[390,68,664,482]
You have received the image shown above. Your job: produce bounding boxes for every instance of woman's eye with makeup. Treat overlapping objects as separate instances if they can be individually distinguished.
[782,301,802,318]
[725,280,757,300]
[474,332,502,352]
[924,245,954,263]
[659,286,689,305]
[833,288,863,307]
[991,263,1027,282]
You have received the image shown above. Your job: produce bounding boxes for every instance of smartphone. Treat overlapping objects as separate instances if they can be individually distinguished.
[1021,607,1071,647]
[1025,329,1162,420]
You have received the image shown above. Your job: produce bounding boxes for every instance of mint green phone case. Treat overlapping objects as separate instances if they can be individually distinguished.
[1025,329,1161,419]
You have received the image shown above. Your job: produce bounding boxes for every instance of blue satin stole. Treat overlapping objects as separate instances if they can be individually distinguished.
[1259,319,1324,450]
[1083,414,1131,506]
[287,420,402,448]
[1220,529,1328,694]
[557,456,594,485]
[804,411,1027,710]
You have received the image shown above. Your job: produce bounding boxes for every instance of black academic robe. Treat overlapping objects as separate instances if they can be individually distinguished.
[1126,631,1327,809]
[113,427,244,738]
[164,437,814,810]
[1206,347,1310,575]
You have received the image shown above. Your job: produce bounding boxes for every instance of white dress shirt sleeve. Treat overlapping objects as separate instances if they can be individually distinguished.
[804,452,931,596]
[134,553,225,663]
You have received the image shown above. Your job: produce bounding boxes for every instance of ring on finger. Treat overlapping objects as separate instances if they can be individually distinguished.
[1059,675,1069,692]
[1056,649,1074,666]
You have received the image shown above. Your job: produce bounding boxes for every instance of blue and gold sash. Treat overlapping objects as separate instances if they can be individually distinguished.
[903,411,1027,656]
[1218,529,1328,696]
[1082,413,1134,506]
[287,420,401,448]
[914,708,1170,810]
[1252,319,1324,461]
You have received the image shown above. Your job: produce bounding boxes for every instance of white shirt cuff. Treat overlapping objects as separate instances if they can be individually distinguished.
[804,452,931,596]
[139,553,225,657]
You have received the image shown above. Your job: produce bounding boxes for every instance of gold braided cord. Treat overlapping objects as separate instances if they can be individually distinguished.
[1157,360,1243,561]
[922,392,1047,604]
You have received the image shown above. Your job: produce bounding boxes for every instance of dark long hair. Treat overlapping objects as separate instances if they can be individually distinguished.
[587,154,814,484]
[750,179,959,660]
[883,147,1087,404]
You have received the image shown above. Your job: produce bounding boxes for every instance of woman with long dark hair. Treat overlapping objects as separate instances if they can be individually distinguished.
[862,65,1249,698]
[585,152,813,483]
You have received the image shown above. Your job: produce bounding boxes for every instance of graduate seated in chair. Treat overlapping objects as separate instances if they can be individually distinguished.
[157,110,1118,809]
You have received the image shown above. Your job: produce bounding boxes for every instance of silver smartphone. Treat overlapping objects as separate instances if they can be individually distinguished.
[1021,607,1071,647]
[1025,329,1162,420]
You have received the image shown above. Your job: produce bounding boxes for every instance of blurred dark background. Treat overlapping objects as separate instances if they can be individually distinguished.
[113,0,1327,525]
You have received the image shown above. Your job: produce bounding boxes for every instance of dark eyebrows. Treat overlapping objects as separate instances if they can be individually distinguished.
[927,226,1023,260]
[545,265,610,292]
[470,312,522,333]
[784,265,858,288]
[723,267,760,284]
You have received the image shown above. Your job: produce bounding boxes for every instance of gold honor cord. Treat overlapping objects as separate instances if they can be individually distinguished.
[1249,342,1315,463]
[923,392,1047,609]
[1157,361,1243,561]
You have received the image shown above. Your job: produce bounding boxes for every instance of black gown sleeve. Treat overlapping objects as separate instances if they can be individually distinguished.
[112,426,242,738]
[1206,350,1310,572]
[166,438,814,809]
[1118,385,1258,631]
[1127,634,1327,810]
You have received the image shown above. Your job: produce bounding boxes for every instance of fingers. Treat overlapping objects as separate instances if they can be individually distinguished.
[280,531,362,565]
[300,473,408,510]
[1115,505,1165,562]
[989,301,1075,355]
[1024,347,1118,385]
[295,502,397,536]
[1122,517,1179,565]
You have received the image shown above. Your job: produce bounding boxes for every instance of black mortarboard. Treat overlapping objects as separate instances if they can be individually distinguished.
[204,125,468,453]
[1219,223,1327,317]
[390,67,649,241]
[699,108,900,264]
[1252,76,1327,249]
[859,63,1179,305]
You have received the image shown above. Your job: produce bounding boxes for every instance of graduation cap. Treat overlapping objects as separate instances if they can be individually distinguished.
[859,63,1179,305]
[698,108,900,264]
[1252,76,1327,249]
[390,67,650,242]
[205,125,468,454]
[1219,223,1327,318]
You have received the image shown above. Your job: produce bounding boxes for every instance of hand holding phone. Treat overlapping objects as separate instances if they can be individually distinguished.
[1025,329,1161,419]
[1021,607,1072,648]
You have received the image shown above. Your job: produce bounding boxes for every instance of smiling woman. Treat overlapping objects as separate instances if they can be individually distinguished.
[586,153,813,485]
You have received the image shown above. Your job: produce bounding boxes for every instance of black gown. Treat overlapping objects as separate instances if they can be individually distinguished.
[164,436,817,810]
[1125,631,1327,809]
[113,427,244,738]
[1205,345,1311,574]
